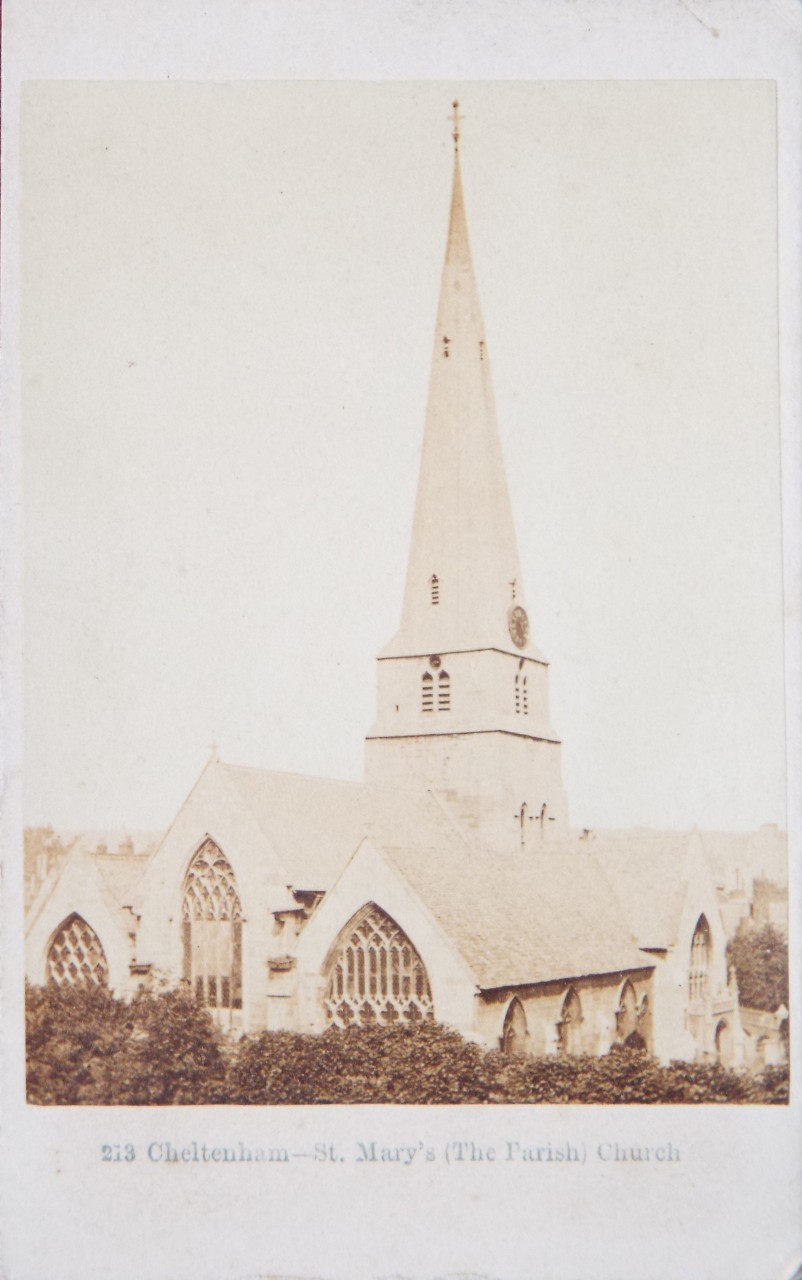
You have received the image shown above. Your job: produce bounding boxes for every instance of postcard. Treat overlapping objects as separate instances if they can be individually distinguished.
[2,4,800,1279]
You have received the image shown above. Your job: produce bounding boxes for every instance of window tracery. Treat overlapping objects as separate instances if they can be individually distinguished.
[181,840,242,1011]
[47,914,109,987]
[689,916,711,1003]
[323,903,434,1028]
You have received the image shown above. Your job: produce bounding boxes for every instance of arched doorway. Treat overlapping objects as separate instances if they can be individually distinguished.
[557,987,583,1055]
[46,914,109,987]
[501,997,529,1055]
[323,903,433,1027]
[181,840,243,1015]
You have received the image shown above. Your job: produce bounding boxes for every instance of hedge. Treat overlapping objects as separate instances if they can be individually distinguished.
[25,985,788,1106]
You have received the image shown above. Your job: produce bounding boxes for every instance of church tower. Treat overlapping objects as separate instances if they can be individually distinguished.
[365,104,569,849]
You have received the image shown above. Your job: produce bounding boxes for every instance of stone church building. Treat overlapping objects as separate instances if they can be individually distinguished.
[26,109,748,1068]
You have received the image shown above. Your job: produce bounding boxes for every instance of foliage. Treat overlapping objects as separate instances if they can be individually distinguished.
[27,985,788,1106]
[25,983,228,1105]
[727,923,789,1012]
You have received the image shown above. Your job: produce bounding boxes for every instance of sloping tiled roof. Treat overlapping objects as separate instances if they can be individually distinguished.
[588,835,692,951]
[219,763,469,891]
[219,764,368,890]
[93,852,154,912]
[382,839,651,989]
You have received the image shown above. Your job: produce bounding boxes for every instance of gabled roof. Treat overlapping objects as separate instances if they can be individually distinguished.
[217,762,471,892]
[93,852,154,913]
[380,839,651,989]
[588,833,694,951]
[218,763,367,891]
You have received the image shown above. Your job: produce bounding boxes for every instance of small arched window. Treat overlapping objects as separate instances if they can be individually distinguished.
[47,914,109,987]
[557,987,583,1055]
[615,979,639,1043]
[421,671,434,712]
[430,574,439,605]
[182,840,242,1012]
[501,997,529,1055]
[438,670,451,711]
[323,903,434,1027]
[689,915,711,1003]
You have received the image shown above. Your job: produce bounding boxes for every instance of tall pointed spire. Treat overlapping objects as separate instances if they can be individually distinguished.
[382,102,536,660]
[366,104,567,842]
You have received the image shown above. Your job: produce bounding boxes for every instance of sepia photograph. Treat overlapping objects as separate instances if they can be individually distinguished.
[20,80,788,1106]
[2,7,801,1278]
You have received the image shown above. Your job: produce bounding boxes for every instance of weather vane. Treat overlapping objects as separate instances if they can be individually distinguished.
[451,99,462,149]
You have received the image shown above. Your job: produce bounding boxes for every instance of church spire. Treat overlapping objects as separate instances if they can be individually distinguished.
[382,102,536,660]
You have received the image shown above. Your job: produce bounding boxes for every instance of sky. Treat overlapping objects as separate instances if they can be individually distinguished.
[21,80,785,834]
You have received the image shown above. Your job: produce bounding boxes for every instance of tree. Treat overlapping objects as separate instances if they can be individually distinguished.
[727,923,788,1012]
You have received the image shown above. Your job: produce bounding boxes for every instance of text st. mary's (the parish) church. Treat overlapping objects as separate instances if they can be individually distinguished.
[27,106,764,1069]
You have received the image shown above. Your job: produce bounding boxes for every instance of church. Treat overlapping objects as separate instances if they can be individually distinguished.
[25,104,747,1069]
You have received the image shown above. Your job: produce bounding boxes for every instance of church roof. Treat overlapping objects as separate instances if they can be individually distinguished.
[93,852,154,912]
[380,839,652,989]
[218,762,473,892]
[218,763,367,891]
[591,836,692,951]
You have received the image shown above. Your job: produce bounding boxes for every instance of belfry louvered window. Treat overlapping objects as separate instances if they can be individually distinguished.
[438,670,451,710]
[181,840,242,1011]
[323,903,434,1027]
[421,671,434,712]
[689,915,711,1002]
[47,914,109,987]
[515,671,528,715]
[430,574,440,605]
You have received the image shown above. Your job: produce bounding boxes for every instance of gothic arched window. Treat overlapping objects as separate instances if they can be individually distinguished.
[689,915,711,1003]
[181,840,242,1011]
[615,979,638,1040]
[438,669,451,711]
[557,987,583,1055]
[501,997,529,1055]
[47,914,109,987]
[323,903,434,1028]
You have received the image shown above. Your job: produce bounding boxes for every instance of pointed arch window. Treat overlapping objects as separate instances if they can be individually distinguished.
[615,979,640,1044]
[181,839,242,1011]
[501,997,529,1055]
[557,987,583,1055]
[438,669,451,711]
[421,671,434,712]
[689,915,711,1003]
[47,914,109,987]
[323,903,434,1028]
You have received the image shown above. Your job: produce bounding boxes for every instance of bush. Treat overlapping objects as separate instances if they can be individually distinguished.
[26,986,789,1105]
[26,982,228,1105]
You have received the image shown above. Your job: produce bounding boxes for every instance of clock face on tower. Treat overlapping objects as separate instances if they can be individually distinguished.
[508,605,529,649]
